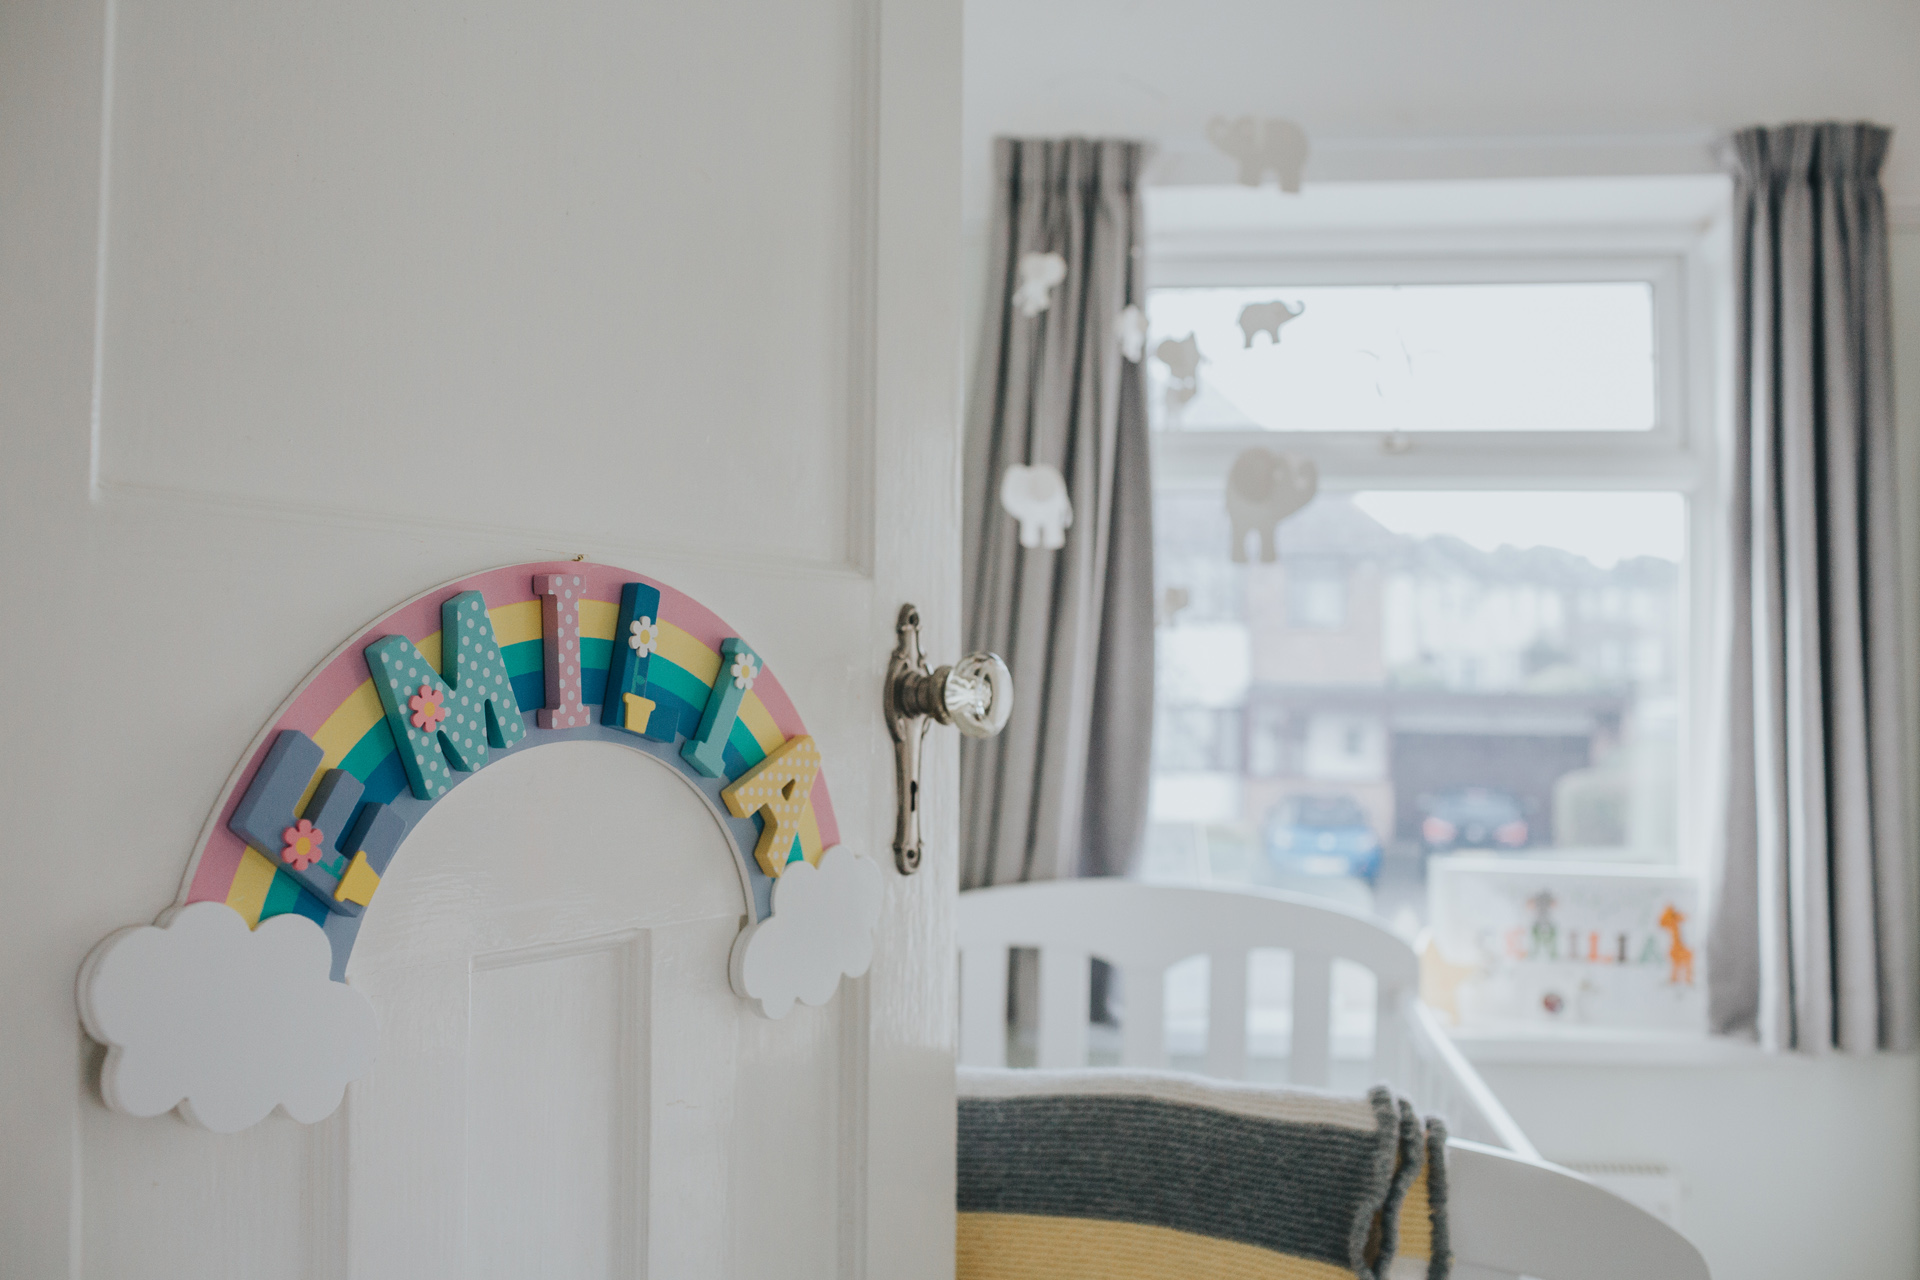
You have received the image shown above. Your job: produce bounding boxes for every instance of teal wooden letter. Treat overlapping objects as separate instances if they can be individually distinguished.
[439,590,527,770]
[367,635,458,800]
[682,637,756,778]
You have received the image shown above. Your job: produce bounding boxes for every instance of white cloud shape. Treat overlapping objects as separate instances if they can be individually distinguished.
[79,901,378,1133]
[729,847,884,1019]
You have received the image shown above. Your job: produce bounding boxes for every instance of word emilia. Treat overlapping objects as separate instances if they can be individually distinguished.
[226,574,823,917]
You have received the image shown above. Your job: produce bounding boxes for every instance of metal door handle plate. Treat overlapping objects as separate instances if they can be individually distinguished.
[884,604,1011,874]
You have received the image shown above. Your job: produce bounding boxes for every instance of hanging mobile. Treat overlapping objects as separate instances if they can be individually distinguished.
[1225,446,1317,563]
[1000,463,1073,550]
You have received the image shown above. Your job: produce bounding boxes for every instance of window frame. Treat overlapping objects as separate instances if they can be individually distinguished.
[1144,189,1733,876]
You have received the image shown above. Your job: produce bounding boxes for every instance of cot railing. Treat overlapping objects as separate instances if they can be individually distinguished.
[957,878,1532,1154]
[957,880,1712,1278]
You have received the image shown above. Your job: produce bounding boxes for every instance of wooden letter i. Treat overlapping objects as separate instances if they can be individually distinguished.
[535,572,593,729]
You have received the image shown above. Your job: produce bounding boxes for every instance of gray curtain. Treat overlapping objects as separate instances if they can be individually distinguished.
[1708,122,1915,1052]
[960,137,1154,891]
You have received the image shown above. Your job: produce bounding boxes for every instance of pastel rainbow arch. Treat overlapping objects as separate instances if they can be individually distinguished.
[178,562,840,978]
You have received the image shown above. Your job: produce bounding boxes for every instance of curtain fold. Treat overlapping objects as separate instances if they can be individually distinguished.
[960,137,1154,889]
[1708,121,1914,1052]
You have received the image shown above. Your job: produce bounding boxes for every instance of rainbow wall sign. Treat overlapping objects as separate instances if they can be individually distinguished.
[78,561,883,1130]
[178,560,842,980]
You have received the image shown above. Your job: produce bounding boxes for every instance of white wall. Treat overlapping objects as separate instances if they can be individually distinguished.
[1476,1052,1920,1279]
[964,4,1920,1276]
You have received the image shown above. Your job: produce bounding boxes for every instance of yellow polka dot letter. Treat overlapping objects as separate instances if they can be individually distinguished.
[720,735,823,877]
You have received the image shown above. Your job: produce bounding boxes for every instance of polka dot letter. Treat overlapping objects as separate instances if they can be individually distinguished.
[438,590,528,771]
[535,573,593,730]
[365,635,458,801]
[721,735,823,877]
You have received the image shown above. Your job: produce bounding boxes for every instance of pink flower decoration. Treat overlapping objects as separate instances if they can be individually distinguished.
[408,683,448,731]
[281,819,326,871]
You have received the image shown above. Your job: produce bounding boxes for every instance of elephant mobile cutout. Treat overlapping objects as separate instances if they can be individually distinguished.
[1226,446,1318,563]
[1238,299,1305,347]
[1155,333,1203,417]
[1206,116,1311,193]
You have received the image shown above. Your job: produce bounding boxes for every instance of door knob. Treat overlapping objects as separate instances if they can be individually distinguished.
[884,604,1012,873]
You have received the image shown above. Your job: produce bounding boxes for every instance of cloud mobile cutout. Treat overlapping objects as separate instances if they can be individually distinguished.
[78,562,876,1132]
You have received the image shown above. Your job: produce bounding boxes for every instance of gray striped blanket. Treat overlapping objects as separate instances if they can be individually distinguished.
[958,1068,1449,1280]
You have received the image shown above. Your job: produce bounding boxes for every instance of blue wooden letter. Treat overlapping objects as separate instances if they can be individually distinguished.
[603,581,663,733]
[229,730,325,858]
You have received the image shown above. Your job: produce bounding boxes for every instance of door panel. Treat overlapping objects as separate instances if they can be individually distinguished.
[467,942,638,1280]
[95,0,874,571]
[346,744,746,1279]
[0,0,961,1272]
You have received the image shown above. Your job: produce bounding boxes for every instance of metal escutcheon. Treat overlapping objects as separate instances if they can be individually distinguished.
[883,604,1012,874]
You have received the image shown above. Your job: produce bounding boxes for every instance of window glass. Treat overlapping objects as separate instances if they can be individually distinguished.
[1144,487,1684,928]
[1285,558,1348,629]
[1147,283,1657,433]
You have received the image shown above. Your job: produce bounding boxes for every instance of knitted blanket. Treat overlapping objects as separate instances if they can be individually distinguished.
[958,1068,1449,1280]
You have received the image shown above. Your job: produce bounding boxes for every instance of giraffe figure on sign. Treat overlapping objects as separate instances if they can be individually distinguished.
[1658,904,1694,986]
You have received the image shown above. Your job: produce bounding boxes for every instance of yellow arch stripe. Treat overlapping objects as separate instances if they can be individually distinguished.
[737,694,784,756]
[797,804,824,863]
[314,682,384,770]
[579,597,617,641]
[656,623,718,684]
[490,598,542,646]
[226,847,280,926]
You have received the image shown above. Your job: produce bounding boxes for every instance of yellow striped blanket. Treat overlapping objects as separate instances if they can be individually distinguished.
[958,1068,1449,1280]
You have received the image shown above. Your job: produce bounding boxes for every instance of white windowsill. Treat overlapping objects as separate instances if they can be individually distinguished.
[1446,1024,1776,1067]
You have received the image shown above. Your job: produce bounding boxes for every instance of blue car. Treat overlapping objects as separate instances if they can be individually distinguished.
[1264,794,1383,884]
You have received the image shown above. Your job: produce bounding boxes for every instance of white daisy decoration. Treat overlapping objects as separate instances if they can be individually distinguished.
[628,616,659,656]
[730,652,758,691]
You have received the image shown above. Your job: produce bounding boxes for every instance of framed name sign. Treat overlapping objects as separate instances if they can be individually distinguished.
[1426,856,1705,1034]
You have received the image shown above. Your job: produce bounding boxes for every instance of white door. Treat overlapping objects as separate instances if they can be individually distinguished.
[344,743,823,1279]
[0,0,962,1276]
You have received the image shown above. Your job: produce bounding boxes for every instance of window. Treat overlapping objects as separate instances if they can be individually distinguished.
[1150,282,1657,434]
[1284,558,1348,630]
[1141,178,1727,933]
